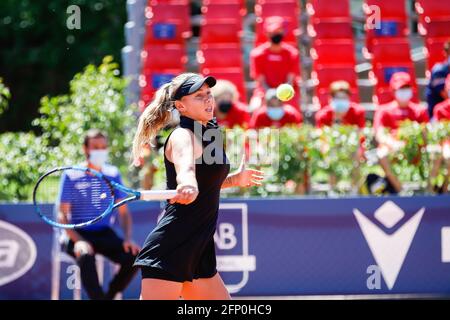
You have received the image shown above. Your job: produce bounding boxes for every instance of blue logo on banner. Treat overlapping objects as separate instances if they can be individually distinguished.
[375,21,399,37]
[152,23,176,40]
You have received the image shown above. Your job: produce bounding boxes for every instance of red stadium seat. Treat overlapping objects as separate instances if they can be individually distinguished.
[365,19,409,53]
[148,0,189,4]
[310,39,356,66]
[255,1,300,19]
[145,2,191,35]
[200,19,242,44]
[203,0,244,5]
[415,0,450,22]
[307,0,351,20]
[425,37,450,70]
[312,65,358,90]
[201,3,246,22]
[197,44,243,70]
[418,20,450,38]
[370,38,411,65]
[139,68,183,109]
[363,0,407,19]
[141,44,187,71]
[308,20,353,39]
[144,20,188,45]
[200,68,247,102]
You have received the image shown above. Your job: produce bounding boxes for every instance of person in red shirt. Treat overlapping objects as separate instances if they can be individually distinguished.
[373,72,430,193]
[249,16,301,111]
[250,89,302,129]
[314,81,366,193]
[430,74,450,193]
[211,79,250,129]
[315,81,366,128]
[433,74,450,122]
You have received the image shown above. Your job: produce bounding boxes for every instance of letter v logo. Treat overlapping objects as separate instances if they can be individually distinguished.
[354,201,425,290]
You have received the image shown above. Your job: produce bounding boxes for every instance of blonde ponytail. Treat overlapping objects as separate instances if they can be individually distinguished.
[132,73,197,163]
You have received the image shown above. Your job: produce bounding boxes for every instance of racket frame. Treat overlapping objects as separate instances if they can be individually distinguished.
[33,166,140,229]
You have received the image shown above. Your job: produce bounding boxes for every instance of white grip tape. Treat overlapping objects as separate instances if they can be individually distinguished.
[139,190,177,201]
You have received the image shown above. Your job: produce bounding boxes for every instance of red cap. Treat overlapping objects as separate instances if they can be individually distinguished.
[390,72,411,91]
[446,74,450,90]
[264,16,285,33]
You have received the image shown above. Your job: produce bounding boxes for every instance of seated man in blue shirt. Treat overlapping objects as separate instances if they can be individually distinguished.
[426,40,450,118]
[59,129,140,300]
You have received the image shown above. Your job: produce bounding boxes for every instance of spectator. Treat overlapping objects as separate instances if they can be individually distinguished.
[429,74,450,193]
[211,79,250,128]
[314,81,365,193]
[315,81,366,128]
[373,72,429,193]
[249,16,300,111]
[250,88,302,129]
[426,40,450,118]
[433,74,450,122]
[59,129,140,300]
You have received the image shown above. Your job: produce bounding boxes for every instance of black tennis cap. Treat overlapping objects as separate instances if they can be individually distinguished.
[174,75,217,100]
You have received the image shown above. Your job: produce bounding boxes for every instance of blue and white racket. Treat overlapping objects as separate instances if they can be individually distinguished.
[33,166,176,229]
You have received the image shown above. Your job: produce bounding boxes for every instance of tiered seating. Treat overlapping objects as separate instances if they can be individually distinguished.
[308,0,357,107]
[415,0,450,71]
[368,38,417,104]
[254,0,301,46]
[139,1,191,109]
[198,0,246,101]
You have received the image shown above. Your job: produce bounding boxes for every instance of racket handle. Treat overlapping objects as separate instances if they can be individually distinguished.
[139,190,177,201]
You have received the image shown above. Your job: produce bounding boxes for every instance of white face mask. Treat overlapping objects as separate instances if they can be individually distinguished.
[395,88,413,103]
[331,98,350,113]
[89,149,109,168]
[267,107,285,121]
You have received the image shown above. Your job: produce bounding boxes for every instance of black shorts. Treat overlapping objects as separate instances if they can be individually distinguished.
[140,266,217,283]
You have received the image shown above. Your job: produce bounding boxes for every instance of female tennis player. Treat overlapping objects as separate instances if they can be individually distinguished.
[132,73,264,300]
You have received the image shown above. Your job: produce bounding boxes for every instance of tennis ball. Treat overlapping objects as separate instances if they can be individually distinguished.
[276,84,295,102]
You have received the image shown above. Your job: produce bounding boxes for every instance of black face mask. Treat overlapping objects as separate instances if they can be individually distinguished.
[218,101,233,114]
[270,33,283,44]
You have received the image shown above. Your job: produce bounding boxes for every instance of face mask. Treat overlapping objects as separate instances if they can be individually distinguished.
[331,98,350,113]
[395,88,413,103]
[270,33,283,44]
[218,101,233,114]
[89,149,108,168]
[267,107,285,121]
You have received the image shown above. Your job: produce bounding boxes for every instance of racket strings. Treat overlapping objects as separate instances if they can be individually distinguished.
[34,169,114,226]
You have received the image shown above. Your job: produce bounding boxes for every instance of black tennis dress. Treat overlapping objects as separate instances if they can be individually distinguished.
[134,115,230,282]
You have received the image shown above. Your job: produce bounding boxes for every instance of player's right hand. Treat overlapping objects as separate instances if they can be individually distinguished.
[74,240,94,257]
[170,184,199,205]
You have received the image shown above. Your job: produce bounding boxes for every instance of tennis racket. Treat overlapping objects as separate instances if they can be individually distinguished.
[33,166,176,229]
